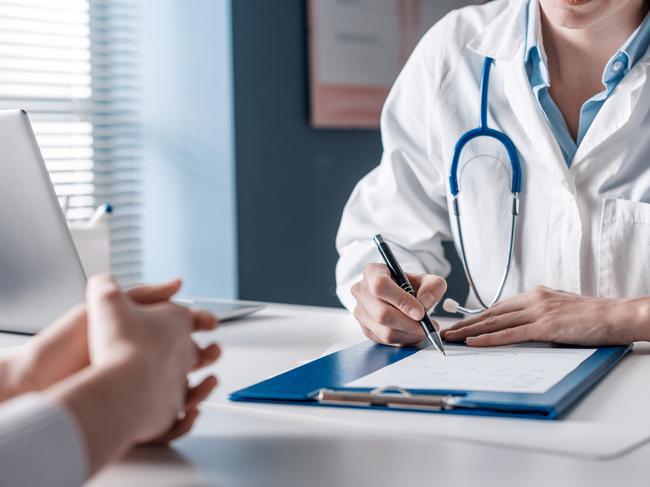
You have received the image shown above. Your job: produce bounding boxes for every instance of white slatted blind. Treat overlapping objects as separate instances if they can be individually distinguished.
[0,0,142,286]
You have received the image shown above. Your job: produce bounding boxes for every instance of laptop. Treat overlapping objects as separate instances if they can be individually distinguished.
[0,110,87,334]
[174,298,266,322]
[0,109,263,334]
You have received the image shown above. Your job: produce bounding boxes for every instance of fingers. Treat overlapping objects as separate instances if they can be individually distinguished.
[193,343,221,371]
[443,310,532,342]
[148,408,200,445]
[444,312,490,333]
[126,279,182,304]
[440,286,567,347]
[444,293,534,333]
[351,265,450,347]
[363,264,424,320]
[150,375,218,445]
[192,309,219,332]
[173,307,219,373]
[148,376,218,445]
[355,301,423,346]
[409,273,447,310]
[86,273,120,299]
[86,274,126,311]
[465,324,537,347]
[356,284,424,337]
[185,375,218,410]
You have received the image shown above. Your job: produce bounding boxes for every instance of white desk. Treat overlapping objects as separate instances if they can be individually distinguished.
[3,304,650,487]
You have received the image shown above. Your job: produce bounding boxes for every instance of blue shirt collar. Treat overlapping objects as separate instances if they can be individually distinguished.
[525,0,650,88]
[603,13,650,84]
[525,0,549,88]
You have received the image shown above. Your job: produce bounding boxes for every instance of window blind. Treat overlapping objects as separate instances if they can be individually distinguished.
[0,0,142,286]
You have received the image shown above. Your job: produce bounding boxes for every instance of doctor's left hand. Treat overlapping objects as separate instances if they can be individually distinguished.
[441,286,650,347]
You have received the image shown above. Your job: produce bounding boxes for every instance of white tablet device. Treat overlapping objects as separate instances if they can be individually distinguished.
[0,110,87,334]
[174,298,266,322]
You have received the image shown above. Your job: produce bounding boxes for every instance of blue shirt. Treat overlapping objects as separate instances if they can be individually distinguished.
[525,0,650,165]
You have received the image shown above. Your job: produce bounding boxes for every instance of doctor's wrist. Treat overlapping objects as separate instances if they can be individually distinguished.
[631,297,650,342]
[616,297,650,343]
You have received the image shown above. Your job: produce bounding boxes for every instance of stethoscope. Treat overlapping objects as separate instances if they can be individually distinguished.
[442,57,522,316]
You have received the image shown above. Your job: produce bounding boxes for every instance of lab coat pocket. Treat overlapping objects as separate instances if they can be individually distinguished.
[598,198,650,298]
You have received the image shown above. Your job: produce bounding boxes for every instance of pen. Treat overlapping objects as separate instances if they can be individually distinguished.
[86,203,113,228]
[373,234,446,356]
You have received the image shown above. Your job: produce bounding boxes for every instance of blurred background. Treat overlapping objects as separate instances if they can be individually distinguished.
[0,0,480,308]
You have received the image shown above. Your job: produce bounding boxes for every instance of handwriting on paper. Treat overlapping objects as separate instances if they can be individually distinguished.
[346,346,596,394]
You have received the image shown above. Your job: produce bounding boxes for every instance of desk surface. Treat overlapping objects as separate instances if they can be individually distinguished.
[2,303,649,487]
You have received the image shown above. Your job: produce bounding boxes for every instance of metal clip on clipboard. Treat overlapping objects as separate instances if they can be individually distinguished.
[316,386,464,412]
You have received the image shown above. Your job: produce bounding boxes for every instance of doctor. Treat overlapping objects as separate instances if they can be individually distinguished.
[336,0,650,347]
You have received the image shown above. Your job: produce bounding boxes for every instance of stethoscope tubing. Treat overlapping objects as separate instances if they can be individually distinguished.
[451,195,519,315]
[447,56,522,315]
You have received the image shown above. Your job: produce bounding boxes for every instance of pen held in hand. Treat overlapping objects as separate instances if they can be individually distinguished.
[372,234,446,356]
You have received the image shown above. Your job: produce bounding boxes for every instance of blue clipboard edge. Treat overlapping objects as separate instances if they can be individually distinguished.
[229,341,631,420]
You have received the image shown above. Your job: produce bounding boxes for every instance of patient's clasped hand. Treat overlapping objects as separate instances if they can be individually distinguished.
[0,274,221,482]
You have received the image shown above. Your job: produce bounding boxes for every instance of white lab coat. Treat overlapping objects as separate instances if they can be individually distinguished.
[335,0,650,312]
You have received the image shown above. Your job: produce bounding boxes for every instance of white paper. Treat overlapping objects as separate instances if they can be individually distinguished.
[315,0,400,87]
[346,346,596,394]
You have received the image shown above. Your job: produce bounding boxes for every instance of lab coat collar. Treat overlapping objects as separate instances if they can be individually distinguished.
[468,0,650,184]
[572,53,650,169]
[501,56,574,190]
[467,0,527,61]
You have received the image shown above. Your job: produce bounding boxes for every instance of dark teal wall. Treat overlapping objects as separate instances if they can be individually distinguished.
[232,0,467,309]
[232,0,381,307]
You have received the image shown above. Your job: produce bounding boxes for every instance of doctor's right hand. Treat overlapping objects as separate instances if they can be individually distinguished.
[351,263,447,346]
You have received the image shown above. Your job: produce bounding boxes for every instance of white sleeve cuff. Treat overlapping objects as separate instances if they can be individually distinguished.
[336,239,428,312]
[0,393,87,487]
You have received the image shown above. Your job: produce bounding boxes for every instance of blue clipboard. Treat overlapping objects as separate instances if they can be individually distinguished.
[230,341,631,419]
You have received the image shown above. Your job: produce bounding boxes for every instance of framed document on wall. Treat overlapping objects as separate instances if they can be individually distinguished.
[308,0,483,129]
